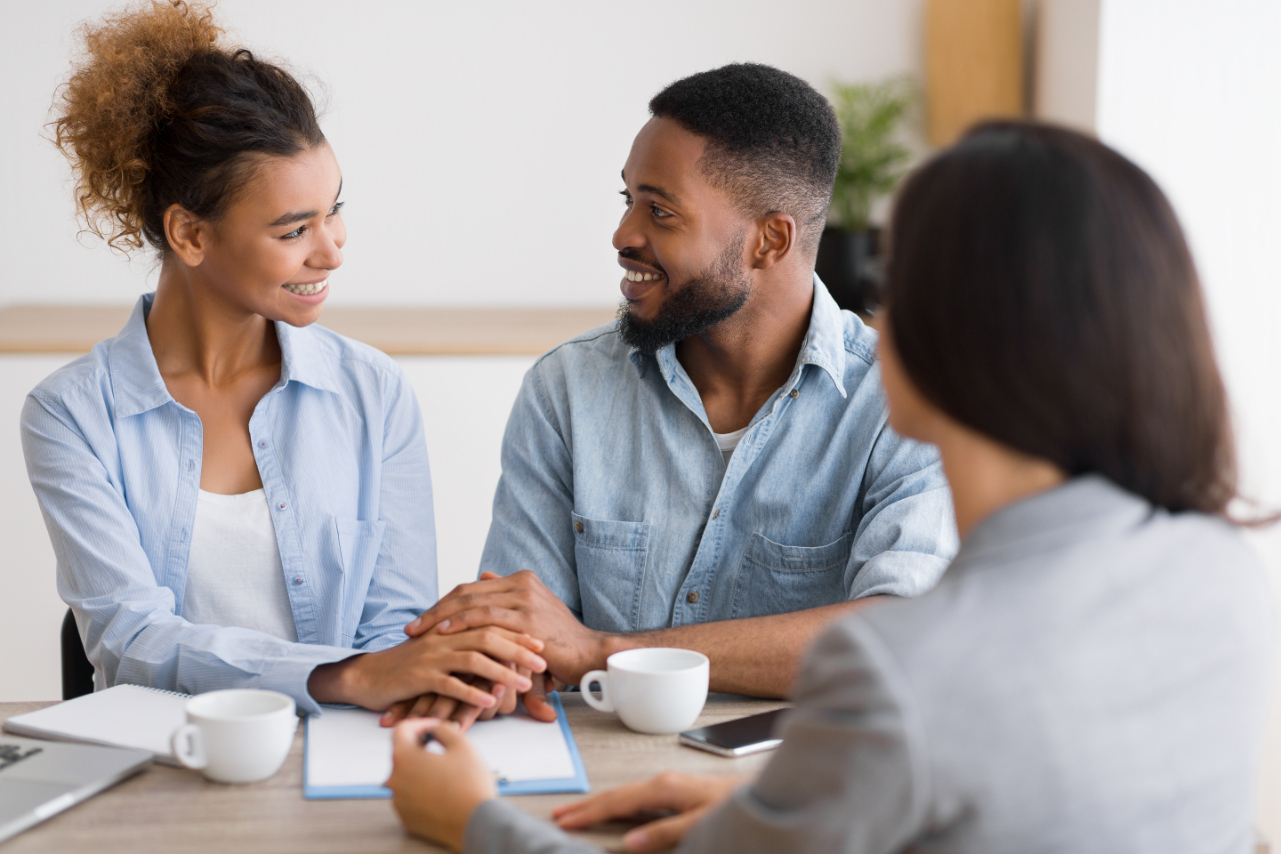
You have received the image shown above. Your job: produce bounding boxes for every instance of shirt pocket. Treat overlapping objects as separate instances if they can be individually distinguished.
[731,532,852,619]
[334,516,388,643]
[571,512,650,633]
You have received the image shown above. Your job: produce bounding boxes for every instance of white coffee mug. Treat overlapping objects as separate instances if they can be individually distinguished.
[580,648,709,734]
[170,689,297,783]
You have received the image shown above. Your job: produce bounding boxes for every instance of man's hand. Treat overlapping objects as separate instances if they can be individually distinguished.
[308,625,546,711]
[406,571,610,685]
[387,718,496,851]
[382,669,563,728]
[551,772,744,852]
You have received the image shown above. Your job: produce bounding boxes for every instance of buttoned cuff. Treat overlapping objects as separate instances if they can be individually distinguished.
[258,643,364,716]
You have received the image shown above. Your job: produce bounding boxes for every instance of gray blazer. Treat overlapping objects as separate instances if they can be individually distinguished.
[466,476,1277,853]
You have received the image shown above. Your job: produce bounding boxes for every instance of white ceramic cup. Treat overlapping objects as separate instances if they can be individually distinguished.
[170,689,298,784]
[579,648,709,734]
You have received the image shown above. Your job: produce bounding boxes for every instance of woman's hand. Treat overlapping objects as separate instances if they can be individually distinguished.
[387,718,497,851]
[552,772,744,852]
[309,626,546,712]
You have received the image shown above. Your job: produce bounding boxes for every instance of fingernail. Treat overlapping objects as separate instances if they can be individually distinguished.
[439,619,450,631]
[408,618,420,631]
[493,684,506,699]
[482,694,495,707]
[624,830,648,851]
[518,678,533,691]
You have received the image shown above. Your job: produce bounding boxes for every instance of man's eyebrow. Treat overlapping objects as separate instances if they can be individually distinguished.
[267,179,343,227]
[621,169,681,206]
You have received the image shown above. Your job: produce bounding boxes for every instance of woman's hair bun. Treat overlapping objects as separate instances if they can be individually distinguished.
[54,1,223,251]
[52,1,323,254]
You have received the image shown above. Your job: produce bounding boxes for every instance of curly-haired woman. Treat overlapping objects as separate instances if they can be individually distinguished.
[23,0,544,717]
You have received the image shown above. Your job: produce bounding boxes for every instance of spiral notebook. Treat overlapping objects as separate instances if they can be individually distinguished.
[304,693,589,799]
[2,685,189,767]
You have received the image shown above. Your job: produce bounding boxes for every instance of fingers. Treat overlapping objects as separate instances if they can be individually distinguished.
[523,674,559,722]
[553,772,713,829]
[427,694,460,722]
[440,628,546,674]
[441,649,536,695]
[391,716,441,754]
[381,698,414,727]
[406,574,525,634]
[430,674,501,709]
[623,811,705,853]
[496,669,523,716]
[553,779,665,828]
[454,694,487,732]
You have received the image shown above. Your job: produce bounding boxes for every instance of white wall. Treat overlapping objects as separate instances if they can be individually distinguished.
[1082,0,1281,841]
[1,0,927,309]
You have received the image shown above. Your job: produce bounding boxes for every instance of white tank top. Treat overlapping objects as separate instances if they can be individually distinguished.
[713,425,750,464]
[182,489,298,642]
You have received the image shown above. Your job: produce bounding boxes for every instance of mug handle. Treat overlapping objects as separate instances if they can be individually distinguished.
[171,723,207,770]
[579,670,613,713]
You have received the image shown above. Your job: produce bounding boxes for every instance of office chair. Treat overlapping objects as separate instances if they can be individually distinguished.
[60,608,95,700]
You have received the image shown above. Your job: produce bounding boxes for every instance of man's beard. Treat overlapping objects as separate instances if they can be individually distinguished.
[616,234,751,356]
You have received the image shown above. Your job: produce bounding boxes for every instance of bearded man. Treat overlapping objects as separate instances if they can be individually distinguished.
[398,63,958,724]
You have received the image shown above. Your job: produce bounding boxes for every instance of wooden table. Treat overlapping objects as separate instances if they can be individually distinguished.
[0,306,619,356]
[0,694,785,854]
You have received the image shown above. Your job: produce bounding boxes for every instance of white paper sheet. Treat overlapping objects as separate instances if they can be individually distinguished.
[306,707,578,789]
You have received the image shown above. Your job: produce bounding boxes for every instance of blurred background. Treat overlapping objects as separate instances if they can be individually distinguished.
[1,0,1278,838]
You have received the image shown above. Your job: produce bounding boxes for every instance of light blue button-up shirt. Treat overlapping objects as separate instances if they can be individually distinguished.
[480,278,957,632]
[21,294,436,714]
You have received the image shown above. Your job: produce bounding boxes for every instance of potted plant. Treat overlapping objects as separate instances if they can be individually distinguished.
[817,77,916,316]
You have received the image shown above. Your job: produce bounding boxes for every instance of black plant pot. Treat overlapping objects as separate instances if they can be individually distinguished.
[815,227,881,316]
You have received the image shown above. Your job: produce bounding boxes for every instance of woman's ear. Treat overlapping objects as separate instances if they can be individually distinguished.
[163,204,207,267]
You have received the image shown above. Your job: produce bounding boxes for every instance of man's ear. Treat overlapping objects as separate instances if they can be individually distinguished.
[750,212,796,270]
[163,204,208,267]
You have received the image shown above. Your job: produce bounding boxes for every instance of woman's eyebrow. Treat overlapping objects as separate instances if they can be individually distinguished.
[268,180,343,227]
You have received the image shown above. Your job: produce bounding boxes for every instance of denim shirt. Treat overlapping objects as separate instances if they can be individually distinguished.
[21,294,436,715]
[479,278,957,632]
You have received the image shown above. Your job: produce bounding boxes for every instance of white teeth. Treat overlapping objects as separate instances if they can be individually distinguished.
[284,279,328,296]
[625,270,663,282]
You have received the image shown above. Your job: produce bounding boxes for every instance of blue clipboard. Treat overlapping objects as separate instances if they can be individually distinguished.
[303,692,589,799]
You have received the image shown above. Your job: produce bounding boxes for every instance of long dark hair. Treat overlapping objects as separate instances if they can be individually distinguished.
[884,121,1236,516]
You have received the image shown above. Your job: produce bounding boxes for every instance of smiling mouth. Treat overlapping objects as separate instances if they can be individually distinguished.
[284,279,328,296]
[624,270,665,282]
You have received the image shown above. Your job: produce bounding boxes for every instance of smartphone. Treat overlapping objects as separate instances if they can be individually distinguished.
[678,708,788,757]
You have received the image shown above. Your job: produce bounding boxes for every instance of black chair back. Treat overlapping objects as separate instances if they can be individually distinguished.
[60,608,95,700]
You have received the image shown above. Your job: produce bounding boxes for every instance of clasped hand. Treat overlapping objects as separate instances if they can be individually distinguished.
[383,570,609,728]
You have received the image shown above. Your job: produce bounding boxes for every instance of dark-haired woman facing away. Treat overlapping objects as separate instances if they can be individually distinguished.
[22,1,544,717]
[385,123,1276,852]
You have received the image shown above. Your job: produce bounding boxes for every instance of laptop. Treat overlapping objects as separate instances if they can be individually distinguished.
[0,734,151,843]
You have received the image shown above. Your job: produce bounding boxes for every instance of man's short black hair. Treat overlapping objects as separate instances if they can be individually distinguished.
[649,63,840,258]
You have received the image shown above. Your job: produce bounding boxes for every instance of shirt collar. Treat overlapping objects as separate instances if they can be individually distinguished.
[109,293,343,419]
[627,274,849,398]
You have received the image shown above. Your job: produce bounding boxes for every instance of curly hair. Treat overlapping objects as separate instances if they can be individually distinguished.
[52,1,324,252]
[649,64,841,258]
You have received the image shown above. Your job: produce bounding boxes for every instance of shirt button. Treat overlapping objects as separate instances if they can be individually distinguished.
[293,577,303,585]
[712,509,720,520]
[686,591,700,604]
[789,389,800,399]
[279,503,286,510]
[259,440,268,448]
[574,521,585,533]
